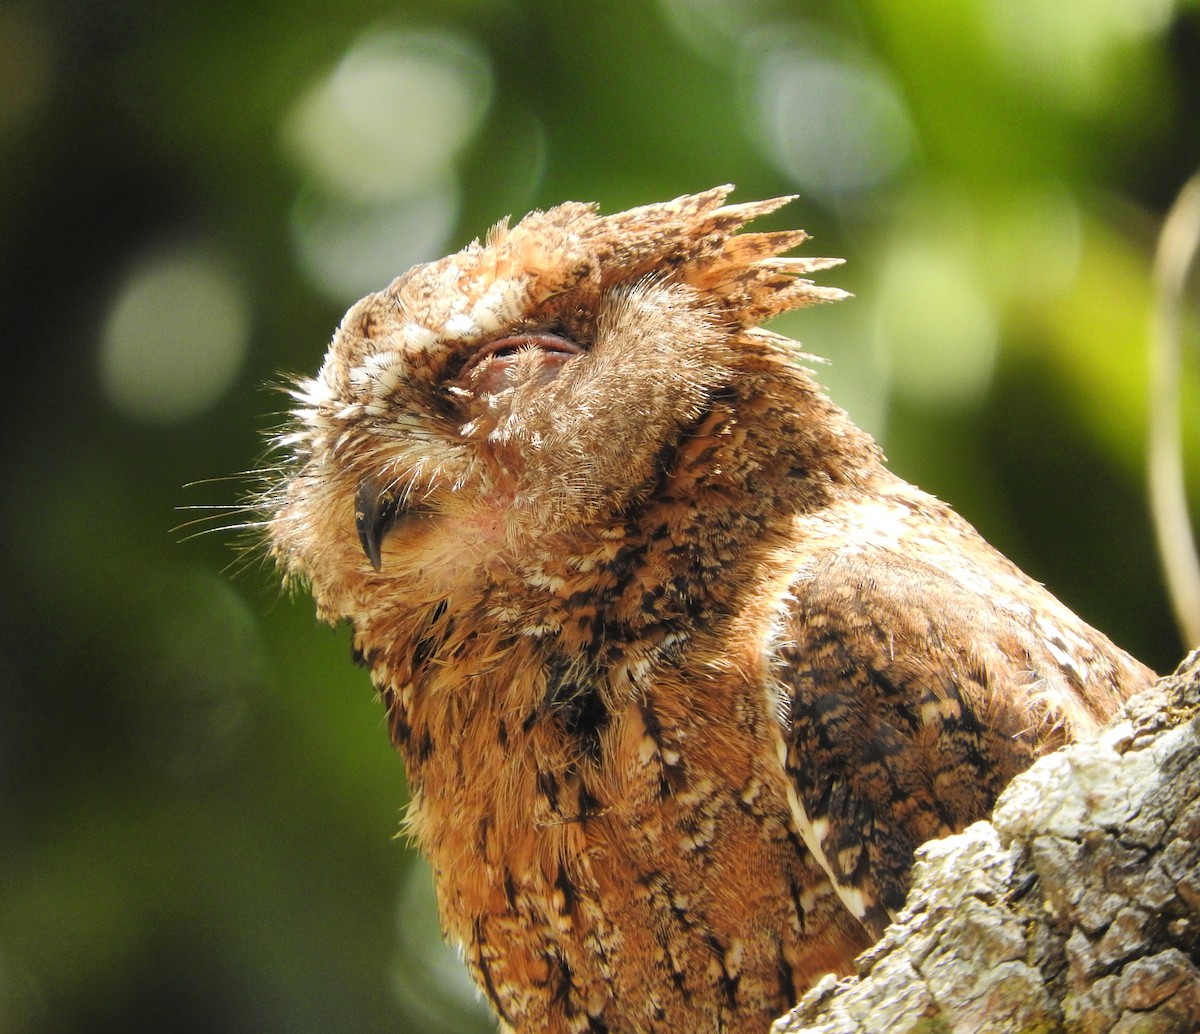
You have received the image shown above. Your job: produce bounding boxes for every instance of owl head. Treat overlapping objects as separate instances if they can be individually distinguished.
[265,187,845,622]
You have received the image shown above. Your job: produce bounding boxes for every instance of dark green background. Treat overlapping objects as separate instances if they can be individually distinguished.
[2,2,1197,1031]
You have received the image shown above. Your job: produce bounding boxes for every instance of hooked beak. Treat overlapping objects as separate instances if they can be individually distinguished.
[354,480,406,572]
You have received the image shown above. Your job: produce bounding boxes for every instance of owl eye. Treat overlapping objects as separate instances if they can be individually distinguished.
[454,332,584,391]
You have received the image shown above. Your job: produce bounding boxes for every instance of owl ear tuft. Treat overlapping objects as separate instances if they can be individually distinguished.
[510,187,846,327]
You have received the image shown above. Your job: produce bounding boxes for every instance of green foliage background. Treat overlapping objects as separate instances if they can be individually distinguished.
[1,1,1197,1031]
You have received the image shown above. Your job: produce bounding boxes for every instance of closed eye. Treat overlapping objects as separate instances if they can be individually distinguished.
[452,332,586,393]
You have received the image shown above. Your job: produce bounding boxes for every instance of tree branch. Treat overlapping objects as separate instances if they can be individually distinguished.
[774,651,1200,1034]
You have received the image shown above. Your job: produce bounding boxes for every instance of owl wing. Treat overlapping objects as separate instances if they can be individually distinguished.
[768,520,1144,938]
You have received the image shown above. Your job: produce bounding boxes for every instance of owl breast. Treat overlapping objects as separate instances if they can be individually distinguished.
[385,605,871,1034]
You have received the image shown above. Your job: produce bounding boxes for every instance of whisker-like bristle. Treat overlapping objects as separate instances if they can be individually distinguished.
[182,471,272,490]
[174,518,270,543]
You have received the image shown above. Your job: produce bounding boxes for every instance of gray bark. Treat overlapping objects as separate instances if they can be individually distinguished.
[773,650,1200,1034]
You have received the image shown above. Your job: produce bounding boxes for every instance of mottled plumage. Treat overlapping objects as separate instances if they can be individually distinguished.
[262,187,1153,1033]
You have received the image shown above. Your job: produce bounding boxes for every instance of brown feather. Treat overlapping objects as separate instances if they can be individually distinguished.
[261,188,1153,1033]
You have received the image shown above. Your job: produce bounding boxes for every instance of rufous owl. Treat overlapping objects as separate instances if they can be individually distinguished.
[261,187,1153,1033]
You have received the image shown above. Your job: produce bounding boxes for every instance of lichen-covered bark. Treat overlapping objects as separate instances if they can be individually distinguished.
[774,650,1200,1034]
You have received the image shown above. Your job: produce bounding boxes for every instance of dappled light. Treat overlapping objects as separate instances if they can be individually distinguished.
[100,247,250,424]
[282,27,492,303]
[749,30,916,201]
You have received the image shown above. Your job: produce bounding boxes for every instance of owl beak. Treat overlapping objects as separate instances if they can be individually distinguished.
[354,480,405,572]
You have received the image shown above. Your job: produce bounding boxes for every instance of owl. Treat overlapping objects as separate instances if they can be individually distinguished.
[262,188,1153,1033]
